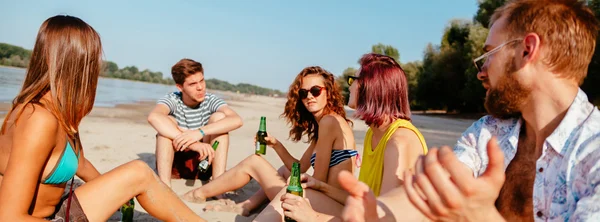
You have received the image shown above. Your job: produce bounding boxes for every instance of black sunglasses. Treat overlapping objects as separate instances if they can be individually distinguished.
[299,86,324,99]
[346,76,358,86]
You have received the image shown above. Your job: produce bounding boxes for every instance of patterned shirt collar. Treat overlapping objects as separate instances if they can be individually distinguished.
[502,89,594,156]
[546,89,594,155]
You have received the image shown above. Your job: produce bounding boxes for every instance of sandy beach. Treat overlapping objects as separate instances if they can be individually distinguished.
[0,90,478,221]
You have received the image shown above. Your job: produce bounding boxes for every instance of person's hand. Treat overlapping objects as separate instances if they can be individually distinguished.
[289,173,322,191]
[338,171,379,222]
[281,193,318,222]
[173,129,204,151]
[404,137,506,222]
[186,142,215,164]
[254,132,279,148]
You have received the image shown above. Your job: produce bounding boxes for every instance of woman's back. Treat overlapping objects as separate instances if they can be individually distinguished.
[0,103,77,217]
[314,114,356,189]
[359,118,428,196]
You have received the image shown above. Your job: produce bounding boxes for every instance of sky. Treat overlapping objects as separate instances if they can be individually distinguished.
[0,0,479,91]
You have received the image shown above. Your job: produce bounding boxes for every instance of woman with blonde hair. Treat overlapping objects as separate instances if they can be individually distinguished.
[0,15,204,221]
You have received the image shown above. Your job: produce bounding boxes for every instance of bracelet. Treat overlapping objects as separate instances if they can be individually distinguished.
[199,128,205,137]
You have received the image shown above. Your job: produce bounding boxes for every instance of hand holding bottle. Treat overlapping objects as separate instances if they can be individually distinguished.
[254,132,279,148]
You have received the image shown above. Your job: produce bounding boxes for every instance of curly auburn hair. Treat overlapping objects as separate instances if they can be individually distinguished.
[282,66,351,143]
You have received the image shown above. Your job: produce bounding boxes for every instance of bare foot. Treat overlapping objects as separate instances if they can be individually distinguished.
[181,190,206,203]
[208,191,237,200]
[204,199,244,215]
[235,202,252,216]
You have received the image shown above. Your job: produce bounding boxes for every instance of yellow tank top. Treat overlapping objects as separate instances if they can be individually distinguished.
[358,118,428,197]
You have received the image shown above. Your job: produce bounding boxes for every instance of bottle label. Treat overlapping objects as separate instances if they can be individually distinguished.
[256,142,260,151]
[198,160,209,170]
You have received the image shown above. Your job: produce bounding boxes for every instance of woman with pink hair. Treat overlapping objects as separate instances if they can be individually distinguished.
[254,53,429,221]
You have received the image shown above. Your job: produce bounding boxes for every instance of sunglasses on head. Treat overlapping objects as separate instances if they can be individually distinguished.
[299,85,325,99]
[346,76,358,86]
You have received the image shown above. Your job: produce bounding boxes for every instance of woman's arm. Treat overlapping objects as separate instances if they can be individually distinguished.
[270,137,301,170]
[297,143,315,173]
[312,177,349,204]
[0,106,59,221]
[379,129,423,195]
[76,151,101,182]
[310,115,339,183]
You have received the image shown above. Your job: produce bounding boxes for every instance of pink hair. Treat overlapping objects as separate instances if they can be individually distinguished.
[355,53,411,127]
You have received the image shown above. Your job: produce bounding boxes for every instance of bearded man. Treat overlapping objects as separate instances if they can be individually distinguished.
[337,1,600,221]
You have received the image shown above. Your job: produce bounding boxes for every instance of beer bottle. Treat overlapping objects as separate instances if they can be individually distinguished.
[120,198,135,222]
[284,162,303,222]
[198,141,220,173]
[255,116,267,155]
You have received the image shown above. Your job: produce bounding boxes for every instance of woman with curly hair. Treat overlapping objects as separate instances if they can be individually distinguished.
[254,53,428,221]
[182,66,357,216]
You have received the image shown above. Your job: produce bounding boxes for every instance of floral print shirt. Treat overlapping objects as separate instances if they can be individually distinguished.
[454,89,600,221]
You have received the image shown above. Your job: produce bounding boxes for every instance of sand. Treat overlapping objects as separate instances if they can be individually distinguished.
[0,90,477,221]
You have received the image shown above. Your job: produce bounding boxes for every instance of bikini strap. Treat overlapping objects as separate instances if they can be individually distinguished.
[65,176,75,221]
[65,133,81,221]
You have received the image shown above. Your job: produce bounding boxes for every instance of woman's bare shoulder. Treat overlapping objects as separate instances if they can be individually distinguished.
[7,103,59,134]
[386,128,424,154]
[319,114,350,128]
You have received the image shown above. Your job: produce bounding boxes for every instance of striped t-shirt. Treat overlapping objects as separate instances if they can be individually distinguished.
[157,91,226,130]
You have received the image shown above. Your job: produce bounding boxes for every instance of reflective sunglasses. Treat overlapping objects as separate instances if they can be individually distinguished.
[347,76,358,86]
[473,39,523,73]
[299,86,324,99]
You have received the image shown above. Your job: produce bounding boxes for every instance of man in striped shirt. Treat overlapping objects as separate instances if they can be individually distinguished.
[148,58,243,187]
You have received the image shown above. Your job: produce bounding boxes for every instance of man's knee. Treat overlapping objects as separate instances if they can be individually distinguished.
[156,134,175,150]
[208,111,226,124]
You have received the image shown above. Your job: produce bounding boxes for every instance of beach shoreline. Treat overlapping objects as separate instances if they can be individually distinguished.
[0,93,475,221]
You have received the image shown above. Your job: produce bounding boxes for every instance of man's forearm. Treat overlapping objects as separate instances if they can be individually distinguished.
[148,113,182,139]
[200,115,242,136]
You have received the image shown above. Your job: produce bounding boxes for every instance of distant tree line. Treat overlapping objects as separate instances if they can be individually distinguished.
[0,42,283,97]
[0,43,31,68]
[100,61,175,85]
[205,78,284,96]
[336,0,600,113]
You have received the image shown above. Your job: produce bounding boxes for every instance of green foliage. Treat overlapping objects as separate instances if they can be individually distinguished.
[583,0,600,106]
[205,79,284,96]
[370,43,400,62]
[336,0,600,113]
[414,20,488,113]
[401,61,422,108]
[0,43,32,68]
[335,67,358,105]
[337,20,488,112]
[1,42,282,97]
[474,0,507,27]
[101,62,173,85]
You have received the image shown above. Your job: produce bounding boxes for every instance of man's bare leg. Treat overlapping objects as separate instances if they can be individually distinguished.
[155,134,175,187]
[203,111,229,179]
